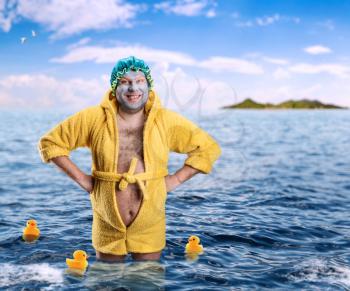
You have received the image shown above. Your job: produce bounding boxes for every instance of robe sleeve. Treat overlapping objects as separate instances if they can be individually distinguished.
[37,107,94,163]
[164,110,221,174]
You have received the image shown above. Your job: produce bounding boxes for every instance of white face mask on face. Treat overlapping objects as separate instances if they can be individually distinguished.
[115,70,149,113]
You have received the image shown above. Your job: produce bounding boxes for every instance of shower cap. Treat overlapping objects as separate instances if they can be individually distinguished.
[110,56,154,96]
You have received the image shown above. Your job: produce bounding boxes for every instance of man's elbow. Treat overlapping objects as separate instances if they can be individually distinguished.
[37,138,70,164]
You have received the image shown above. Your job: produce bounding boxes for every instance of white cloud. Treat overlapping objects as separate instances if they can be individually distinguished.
[2,69,350,111]
[273,67,291,80]
[256,14,280,26]
[206,8,216,18]
[52,44,264,75]
[289,63,350,78]
[0,0,17,32]
[154,0,215,17]
[198,56,264,75]
[0,69,236,113]
[0,74,107,110]
[304,45,332,55]
[51,44,197,66]
[153,66,209,112]
[199,79,239,111]
[234,13,300,28]
[299,83,322,97]
[67,37,92,50]
[0,0,143,38]
[263,57,289,65]
[153,64,253,113]
[257,86,292,103]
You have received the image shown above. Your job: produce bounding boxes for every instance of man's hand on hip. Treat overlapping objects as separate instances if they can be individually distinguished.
[165,165,201,192]
[164,174,182,192]
[78,174,95,194]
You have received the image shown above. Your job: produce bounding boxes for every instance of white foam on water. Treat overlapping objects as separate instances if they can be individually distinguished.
[288,258,350,288]
[0,263,64,288]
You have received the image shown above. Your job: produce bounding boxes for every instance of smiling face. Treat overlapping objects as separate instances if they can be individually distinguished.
[115,70,149,113]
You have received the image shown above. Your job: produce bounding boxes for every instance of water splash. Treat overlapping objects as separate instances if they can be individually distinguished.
[288,258,350,288]
[0,263,63,288]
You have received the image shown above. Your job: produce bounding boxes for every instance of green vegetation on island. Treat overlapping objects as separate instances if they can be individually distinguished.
[222,98,347,109]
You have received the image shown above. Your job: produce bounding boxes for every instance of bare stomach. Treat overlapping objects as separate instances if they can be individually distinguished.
[115,183,143,227]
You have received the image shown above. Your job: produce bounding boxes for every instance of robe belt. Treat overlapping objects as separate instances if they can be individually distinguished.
[92,157,168,200]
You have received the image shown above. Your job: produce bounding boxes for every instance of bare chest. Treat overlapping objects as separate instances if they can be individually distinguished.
[115,119,146,227]
[117,122,145,173]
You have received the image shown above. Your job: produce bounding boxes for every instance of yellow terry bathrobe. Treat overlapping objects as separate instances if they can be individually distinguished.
[38,89,221,255]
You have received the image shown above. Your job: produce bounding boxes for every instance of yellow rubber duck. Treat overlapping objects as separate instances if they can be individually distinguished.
[66,250,89,272]
[22,219,40,242]
[185,235,204,254]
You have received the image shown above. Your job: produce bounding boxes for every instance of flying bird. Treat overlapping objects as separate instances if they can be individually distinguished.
[31,30,36,37]
[20,37,27,44]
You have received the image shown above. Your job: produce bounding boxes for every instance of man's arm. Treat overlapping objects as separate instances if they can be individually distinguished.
[38,107,95,163]
[51,156,94,193]
[163,109,221,192]
[38,107,97,193]
[175,164,200,182]
[165,165,200,192]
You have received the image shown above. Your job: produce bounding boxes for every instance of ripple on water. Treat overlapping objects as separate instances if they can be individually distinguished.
[208,233,281,248]
[177,194,207,202]
[0,236,24,249]
[248,194,329,211]
[16,250,66,265]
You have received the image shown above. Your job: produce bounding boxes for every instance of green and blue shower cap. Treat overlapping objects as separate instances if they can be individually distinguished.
[110,56,154,96]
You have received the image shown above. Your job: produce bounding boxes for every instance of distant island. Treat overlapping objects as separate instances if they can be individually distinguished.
[222,98,347,109]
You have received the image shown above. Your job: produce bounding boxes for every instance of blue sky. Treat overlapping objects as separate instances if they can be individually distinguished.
[1,0,350,111]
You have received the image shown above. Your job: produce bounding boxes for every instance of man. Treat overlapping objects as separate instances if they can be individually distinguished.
[38,56,221,262]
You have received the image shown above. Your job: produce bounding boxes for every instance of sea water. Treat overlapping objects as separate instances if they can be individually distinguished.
[0,109,349,290]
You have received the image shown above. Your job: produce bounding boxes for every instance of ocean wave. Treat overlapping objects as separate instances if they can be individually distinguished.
[288,258,350,288]
[0,263,63,288]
